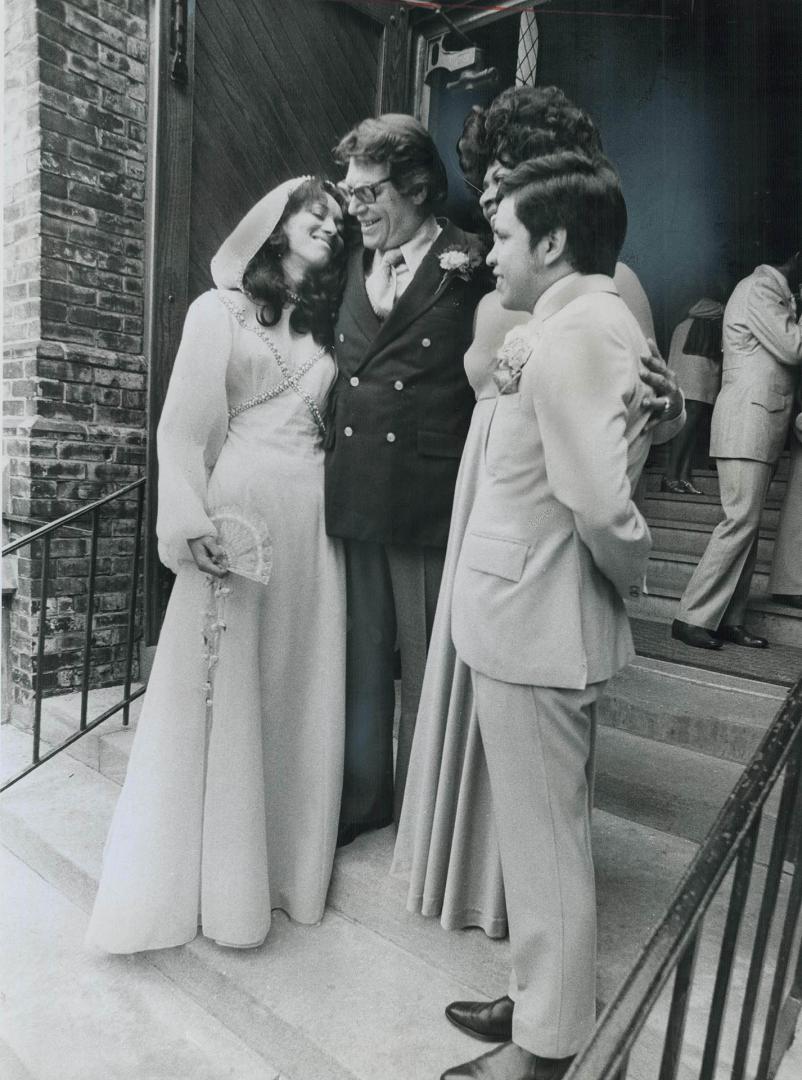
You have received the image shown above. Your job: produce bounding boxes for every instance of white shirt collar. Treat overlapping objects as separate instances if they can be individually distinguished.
[373,216,442,276]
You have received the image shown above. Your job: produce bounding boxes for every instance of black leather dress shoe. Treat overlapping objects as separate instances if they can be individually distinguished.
[445,996,514,1042]
[774,594,802,610]
[716,624,768,648]
[671,619,723,650]
[440,1042,574,1080]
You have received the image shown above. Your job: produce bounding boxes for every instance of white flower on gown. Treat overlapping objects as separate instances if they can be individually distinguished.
[86,290,346,953]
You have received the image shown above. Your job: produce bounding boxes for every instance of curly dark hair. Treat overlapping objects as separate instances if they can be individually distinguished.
[241,178,347,348]
[457,86,604,188]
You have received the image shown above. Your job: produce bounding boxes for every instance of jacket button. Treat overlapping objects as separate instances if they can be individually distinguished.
[344,426,353,436]
[350,376,360,387]
[338,333,345,343]
[421,337,431,348]
[386,432,396,443]
[394,380,404,391]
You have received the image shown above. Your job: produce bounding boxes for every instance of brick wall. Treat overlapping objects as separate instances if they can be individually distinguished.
[3,0,149,708]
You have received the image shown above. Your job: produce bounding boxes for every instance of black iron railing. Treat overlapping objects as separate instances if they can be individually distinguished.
[568,674,802,1080]
[2,478,147,793]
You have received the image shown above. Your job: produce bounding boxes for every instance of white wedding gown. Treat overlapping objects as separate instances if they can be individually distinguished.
[86,290,346,952]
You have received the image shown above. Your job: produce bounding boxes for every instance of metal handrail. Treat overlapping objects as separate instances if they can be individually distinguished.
[2,478,145,556]
[2,478,147,793]
[568,674,802,1080]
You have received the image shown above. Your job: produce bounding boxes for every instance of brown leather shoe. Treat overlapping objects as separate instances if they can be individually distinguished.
[445,996,514,1042]
[716,624,768,648]
[439,1042,574,1080]
[671,619,723,650]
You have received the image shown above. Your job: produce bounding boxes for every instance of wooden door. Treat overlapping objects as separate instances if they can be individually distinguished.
[143,0,412,639]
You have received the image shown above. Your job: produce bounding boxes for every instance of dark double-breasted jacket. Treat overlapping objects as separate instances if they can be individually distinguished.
[324,220,483,548]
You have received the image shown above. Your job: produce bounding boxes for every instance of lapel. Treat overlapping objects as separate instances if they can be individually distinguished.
[352,220,470,374]
[344,247,382,348]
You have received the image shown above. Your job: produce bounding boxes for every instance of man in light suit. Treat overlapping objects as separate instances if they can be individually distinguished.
[440,153,653,1080]
[672,246,802,649]
[327,116,484,843]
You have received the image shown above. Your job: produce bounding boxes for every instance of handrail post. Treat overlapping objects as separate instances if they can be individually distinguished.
[699,813,761,1080]
[658,931,699,1080]
[731,740,802,1080]
[79,508,101,731]
[33,534,52,764]
[122,482,145,726]
[756,730,802,1079]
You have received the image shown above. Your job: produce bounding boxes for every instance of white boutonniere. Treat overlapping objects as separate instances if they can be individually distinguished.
[492,328,533,395]
[437,242,484,291]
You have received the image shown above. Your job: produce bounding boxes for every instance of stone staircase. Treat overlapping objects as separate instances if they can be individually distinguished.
[1,453,801,1080]
[631,457,801,649]
[2,668,800,1080]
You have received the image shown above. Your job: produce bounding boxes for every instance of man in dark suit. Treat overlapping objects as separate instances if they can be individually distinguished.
[326,115,484,844]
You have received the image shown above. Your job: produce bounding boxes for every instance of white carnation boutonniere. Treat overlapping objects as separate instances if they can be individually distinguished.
[492,327,534,395]
[437,241,484,292]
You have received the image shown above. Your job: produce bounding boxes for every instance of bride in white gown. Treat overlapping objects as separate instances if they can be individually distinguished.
[86,177,348,952]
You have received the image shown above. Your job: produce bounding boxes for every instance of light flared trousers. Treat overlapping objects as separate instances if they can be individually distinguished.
[470,670,603,1059]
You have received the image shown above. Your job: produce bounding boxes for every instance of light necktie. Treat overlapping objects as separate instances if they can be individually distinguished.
[366,248,405,320]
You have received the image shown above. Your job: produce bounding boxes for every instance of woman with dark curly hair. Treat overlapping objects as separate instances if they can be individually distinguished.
[394,87,685,952]
[87,177,350,954]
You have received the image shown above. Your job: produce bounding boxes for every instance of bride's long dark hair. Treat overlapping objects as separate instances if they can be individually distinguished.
[241,178,349,348]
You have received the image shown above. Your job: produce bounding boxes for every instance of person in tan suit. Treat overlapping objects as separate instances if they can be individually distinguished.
[439,153,653,1080]
[673,246,802,649]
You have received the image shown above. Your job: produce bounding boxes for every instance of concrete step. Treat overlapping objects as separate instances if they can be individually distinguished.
[11,691,762,869]
[3,720,798,1080]
[650,520,776,563]
[629,580,802,647]
[646,549,772,596]
[602,657,787,764]
[0,847,278,1080]
[7,684,144,787]
[644,492,781,530]
[644,460,790,498]
[0,724,697,1080]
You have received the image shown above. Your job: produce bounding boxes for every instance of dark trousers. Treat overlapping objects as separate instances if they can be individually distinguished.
[340,539,446,834]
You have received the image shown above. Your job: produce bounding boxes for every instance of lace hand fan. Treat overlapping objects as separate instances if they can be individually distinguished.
[210,506,273,586]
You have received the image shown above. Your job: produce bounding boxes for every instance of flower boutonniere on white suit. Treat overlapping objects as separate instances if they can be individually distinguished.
[437,240,484,292]
[492,326,535,395]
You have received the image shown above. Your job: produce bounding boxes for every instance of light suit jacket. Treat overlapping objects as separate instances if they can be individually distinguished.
[451,275,653,690]
[710,265,802,463]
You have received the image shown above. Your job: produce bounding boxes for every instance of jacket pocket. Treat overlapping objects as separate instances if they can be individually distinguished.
[750,387,788,413]
[417,430,464,458]
[463,532,529,582]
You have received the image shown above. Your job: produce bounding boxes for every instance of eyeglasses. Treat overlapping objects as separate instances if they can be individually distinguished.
[337,176,393,205]
[463,177,484,197]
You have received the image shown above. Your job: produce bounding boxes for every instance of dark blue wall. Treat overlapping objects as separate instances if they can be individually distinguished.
[535,0,801,348]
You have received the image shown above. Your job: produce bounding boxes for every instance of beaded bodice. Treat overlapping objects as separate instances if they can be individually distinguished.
[217,291,332,435]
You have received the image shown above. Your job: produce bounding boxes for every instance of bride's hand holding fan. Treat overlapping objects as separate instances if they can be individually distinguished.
[188,534,229,577]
